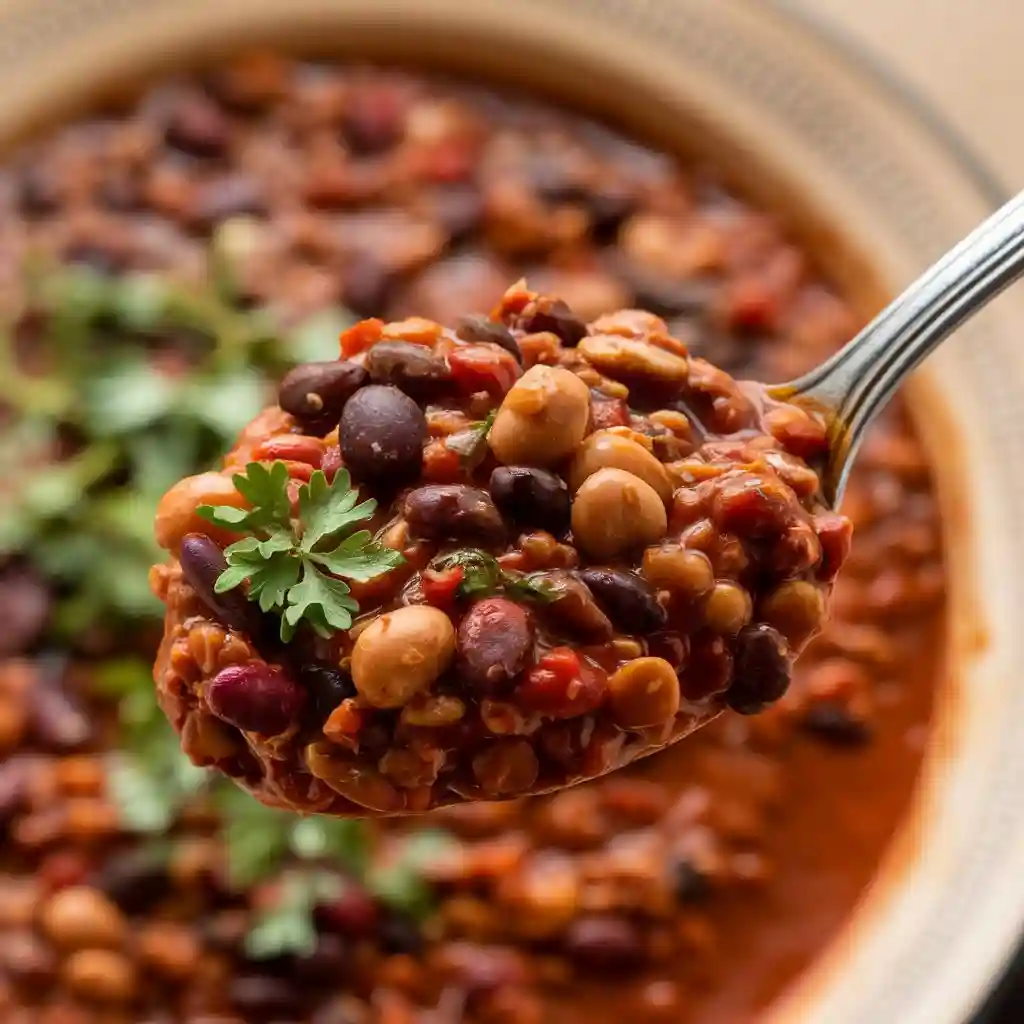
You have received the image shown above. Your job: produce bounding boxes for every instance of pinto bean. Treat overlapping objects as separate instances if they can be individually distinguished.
[457,598,534,692]
[365,340,452,397]
[404,484,506,545]
[277,360,369,436]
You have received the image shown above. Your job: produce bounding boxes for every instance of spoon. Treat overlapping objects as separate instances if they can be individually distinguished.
[772,189,1024,507]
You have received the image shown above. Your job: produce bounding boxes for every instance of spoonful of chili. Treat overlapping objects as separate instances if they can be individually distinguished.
[150,191,1024,816]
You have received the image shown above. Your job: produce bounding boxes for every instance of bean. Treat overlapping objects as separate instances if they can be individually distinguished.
[489,466,571,535]
[642,545,714,600]
[578,333,688,384]
[572,469,667,560]
[155,472,247,553]
[457,598,534,692]
[456,314,523,364]
[404,485,506,546]
[726,624,791,714]
[40,886,127,950]
[489,365,591,468]
[761,579,827,648]
[63,948,137,1003]
[300,664,357,726]
[28,658,92,751]
[607,657,680,728]
[229,976,298,1018]
[165,96,230,157]
[565,915,645,970]
[532,571,613,640]
[703,582,753,635]
[351,605,456,708]
[305,743,405,813]
[0,931,57,989]
[179,534,264,637]
[365,340,452,397]
[472,739,539,796]
[206,662,305,735]
[568,431,673,504]
[277,360,369,436]
[339,384,426,483]
[92,850,170,915]
[519,297,588,347]
[577,568,667,635]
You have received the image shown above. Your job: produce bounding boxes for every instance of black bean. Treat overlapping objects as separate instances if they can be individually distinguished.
[301,664,357,727]
[802,703,872,745]
[0,565,50,657]
[165,96,231,157]
[377,912,423,955]
[293,934,352,985]
[489,466,570,535]
[404,485,506,546]
[577,568,667,635]
[564,915,645,971]
[93,849,171,914]
[671,858,710,903]
[520,297,588,347]
[207,663,306,735]
[364,340,451,398]
[456,314,523,365]
[457,598,534,692]
[277,361,368,437]
[339,385,426,483]
[726,624,791,715]
[180,533,265,637]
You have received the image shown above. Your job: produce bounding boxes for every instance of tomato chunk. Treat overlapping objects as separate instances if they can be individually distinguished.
[517,648,606,718]
[448,345,521,397]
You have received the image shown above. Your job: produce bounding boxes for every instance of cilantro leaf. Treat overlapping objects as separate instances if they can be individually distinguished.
[500,571,558,604]
[282,561,359,641]
[245,872,342,961]
[446,409,496,463]
[299,469,376,551]
[433,548,502,598]
[310,530,404,582]
[368,830,456,921]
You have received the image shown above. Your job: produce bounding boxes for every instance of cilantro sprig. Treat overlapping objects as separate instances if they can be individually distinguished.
[198,462,404,642]
[432,548,556,604]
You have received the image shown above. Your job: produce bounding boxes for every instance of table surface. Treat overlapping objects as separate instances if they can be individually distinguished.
[791,3,1021,1020]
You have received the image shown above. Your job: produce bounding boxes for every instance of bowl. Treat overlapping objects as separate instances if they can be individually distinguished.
[1,2,1021,1022]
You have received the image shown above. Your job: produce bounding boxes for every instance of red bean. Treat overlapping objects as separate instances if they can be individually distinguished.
[206,662,305,735]
[564,915,645,970]
[457,598,534,692]
[179,533,266,637]
[404,484,506,545]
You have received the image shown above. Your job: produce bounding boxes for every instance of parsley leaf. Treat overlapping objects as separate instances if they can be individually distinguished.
[446,409,496,463]
[368,830,459,921]
[199,462,404,643]
[431,549,556,604]
[245,871,343,961]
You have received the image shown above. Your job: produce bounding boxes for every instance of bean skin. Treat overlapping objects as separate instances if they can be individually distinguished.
[577,568,667,635]
[456,314,523,365]
[339,384,426,483]
[489,466,571,536]
[206,663,305,735]
[179,533,264,637]
[457,598,534,693]
[726,624,791,714]
[404,485,506,545]
[277,360,368,436]
[365,340,451,398]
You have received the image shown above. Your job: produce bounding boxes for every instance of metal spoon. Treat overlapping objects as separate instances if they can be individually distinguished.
[771,190,1024,507]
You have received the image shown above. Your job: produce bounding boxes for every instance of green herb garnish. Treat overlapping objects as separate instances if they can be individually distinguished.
[445,408,496,463]
[245,871,343,960]
[198,463,404,642]
[432,548,557,604]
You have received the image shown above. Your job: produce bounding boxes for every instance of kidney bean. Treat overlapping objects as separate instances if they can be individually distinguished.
[457,598,534,692]
[519,296,588,347]
[316,885,379,938]
[339,384,426,483]
[179,533,266,637]
[577,568,667,635]
[564,915,645,970]
[456,314,523,364]
[252,434,326,467]
[404,484,506,545]
[726,624,791,714]
[277,360,368,436]
[534,571,614,641]
[206,662,305,735]
[365,340,452,397]
[489,466,571,536]
[448,344,522,397]
[92,849,170,915]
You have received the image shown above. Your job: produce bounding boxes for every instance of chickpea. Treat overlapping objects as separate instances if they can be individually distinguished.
[62,948,137,1003]
[40,886,126,951]
[489,365,591,467]
[607,657,681,728]
[154,472,245,552]
[703,582,753,635]
[568,431,673,504]
[642,545,714,599]
[761,579,827,648]
[572,469,667,560]
[351,605,456,708]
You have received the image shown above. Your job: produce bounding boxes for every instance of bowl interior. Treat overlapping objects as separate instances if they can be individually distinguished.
[1,3,1022,1023]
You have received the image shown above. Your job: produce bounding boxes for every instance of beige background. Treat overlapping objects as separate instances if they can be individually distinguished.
[800,0,1021,187]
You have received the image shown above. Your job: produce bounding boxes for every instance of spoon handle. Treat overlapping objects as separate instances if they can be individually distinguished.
[777,189,1024,506]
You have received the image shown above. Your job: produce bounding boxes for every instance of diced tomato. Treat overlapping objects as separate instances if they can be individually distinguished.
[254,434,327,467]
[321,445,344,483]
[324,699,365,744]
[339,318,384,358]
[280,460,314,482]
[516,648,606,719]
[422,439,464,482]
[589,398,630,431]
[448,344,521,397]
[421,565,464,608]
